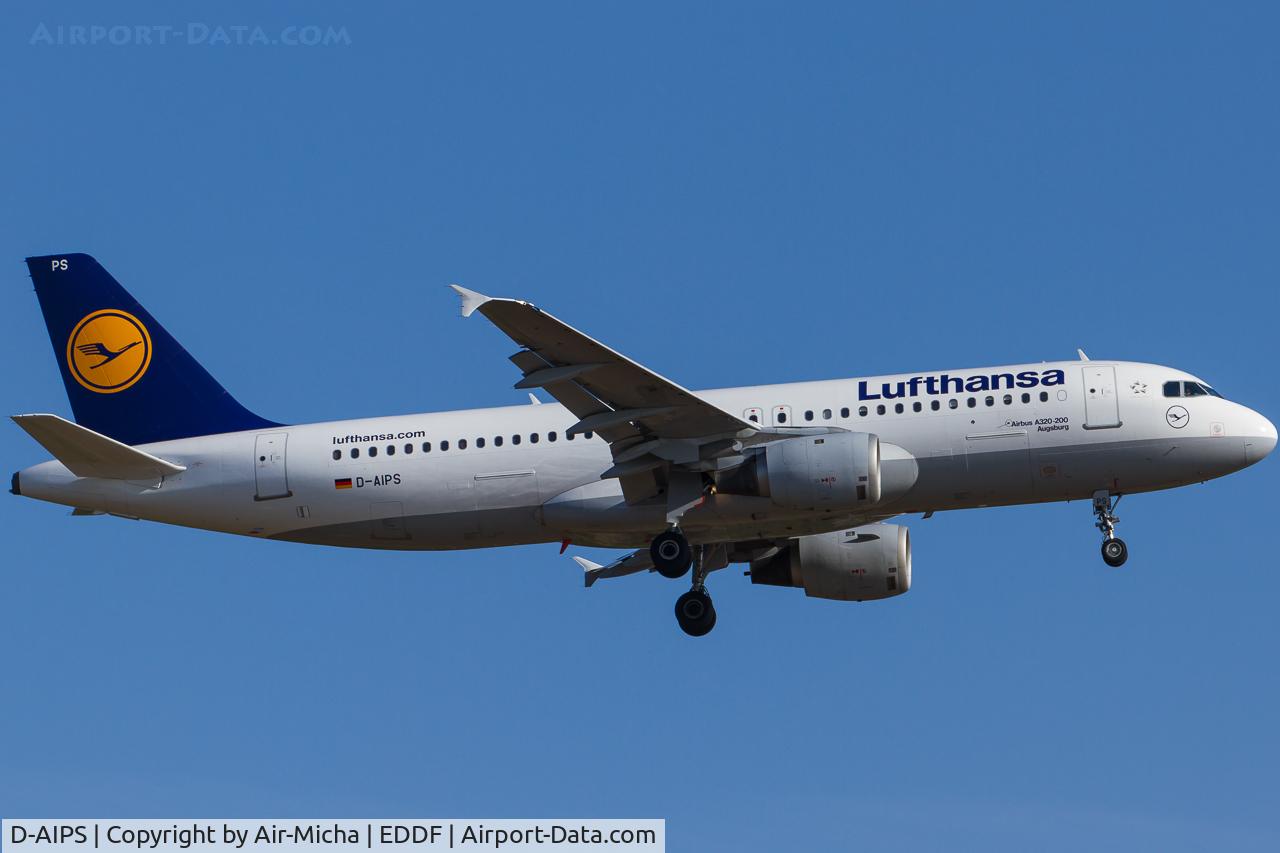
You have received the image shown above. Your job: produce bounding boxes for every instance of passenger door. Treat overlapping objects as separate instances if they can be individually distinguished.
[1082,365,1121,429]
[254,432,292,500]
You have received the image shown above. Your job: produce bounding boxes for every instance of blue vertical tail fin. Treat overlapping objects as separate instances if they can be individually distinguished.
[24,253,279,446]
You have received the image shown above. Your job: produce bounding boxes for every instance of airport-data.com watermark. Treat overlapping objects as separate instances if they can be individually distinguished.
[30,22,351,47]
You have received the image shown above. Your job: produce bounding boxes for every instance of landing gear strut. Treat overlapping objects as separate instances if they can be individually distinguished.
[674,545,717,636]
[1093,491,1128,568]
[650,528,692,579]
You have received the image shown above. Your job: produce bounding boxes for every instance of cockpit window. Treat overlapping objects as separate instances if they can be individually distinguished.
[1165,380,1223,399]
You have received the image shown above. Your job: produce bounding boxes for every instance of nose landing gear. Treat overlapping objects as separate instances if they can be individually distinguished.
[1093,491,1128,567]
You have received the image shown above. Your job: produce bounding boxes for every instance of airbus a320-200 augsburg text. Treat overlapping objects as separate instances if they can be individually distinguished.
[11,254,1276,635]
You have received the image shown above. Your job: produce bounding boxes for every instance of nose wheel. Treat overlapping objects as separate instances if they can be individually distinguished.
[1101,537,1128,567]
[1093,491,1128,567]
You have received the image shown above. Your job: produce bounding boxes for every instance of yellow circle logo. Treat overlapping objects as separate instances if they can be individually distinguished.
[66,309,153,394]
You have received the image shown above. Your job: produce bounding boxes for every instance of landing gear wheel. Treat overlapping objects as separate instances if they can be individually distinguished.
[1101,537,1128,568]
[675,589,716,636]
[651,530,692,579]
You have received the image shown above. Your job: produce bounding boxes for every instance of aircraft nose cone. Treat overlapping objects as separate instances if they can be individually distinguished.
[1245,411,1277,465]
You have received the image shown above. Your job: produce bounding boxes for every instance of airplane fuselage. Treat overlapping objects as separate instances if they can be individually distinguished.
[15,359,1275,550]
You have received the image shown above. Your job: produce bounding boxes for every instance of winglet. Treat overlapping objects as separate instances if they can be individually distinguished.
[572,555,605,588]
[449,284,491,318]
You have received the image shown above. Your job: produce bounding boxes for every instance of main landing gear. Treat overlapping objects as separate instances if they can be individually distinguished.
[650,528,692,578]
[650,528,717,636]
[1093,491,1128,568]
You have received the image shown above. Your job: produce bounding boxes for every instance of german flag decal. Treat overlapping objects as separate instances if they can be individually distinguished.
[334,478,353,490]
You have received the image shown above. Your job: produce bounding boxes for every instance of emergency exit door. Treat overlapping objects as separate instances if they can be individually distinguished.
[1082,365,1121,429]
[254,432,292,500]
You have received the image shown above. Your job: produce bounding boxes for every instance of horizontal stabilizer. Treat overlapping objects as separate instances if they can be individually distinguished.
[573,550,654,587]
[11,413,186,480]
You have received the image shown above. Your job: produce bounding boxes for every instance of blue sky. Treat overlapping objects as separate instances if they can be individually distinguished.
[2,2,1278,850]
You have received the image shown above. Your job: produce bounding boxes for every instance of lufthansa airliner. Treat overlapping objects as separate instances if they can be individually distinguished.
[11,255,1275,635]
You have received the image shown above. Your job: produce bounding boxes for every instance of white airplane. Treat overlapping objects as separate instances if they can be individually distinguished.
[11,254,1276,635]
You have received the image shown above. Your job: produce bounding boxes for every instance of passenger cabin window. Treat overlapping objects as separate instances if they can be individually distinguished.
[369,446,378,457]
[477,437,486,448]
[495,436,503,447]
[549,431,557,442]
[967,398,977,408]
[894,403,904,414]
[1021,393,1030,403]
[458,439,468,450]
[949,399,959,409]
[512,435,521,445]
[913,402,922,412]
[858,406,868,417]
[332,450,341,460]
[1039,391,1049,402]
[776,412,788,424]
[387,445,395,456]
[422,441,432,453]
[876,404,886,415]
[351,448,359,458]
[440,440,449,451]
[804,410,814,422]
[931,400,940,411]
[840,407,850,418]
[404,443,413,454]
[530,433,539,443]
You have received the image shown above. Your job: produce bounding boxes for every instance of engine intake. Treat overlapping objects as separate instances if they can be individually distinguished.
[749,523,912,602]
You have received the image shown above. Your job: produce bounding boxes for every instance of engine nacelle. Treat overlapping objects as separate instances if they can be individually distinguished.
[749,523,912,602]
[716,432,883,510]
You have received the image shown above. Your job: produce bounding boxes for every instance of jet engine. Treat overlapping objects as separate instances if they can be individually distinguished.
[748,523,911,602]
[715,432,882,509]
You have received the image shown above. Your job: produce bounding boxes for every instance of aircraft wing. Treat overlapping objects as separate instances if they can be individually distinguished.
[451,285,756,441]
[453,285,798,503]
[450,285,852,505]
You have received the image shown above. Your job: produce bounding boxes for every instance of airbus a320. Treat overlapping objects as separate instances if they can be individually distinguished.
[11,254,1275,635]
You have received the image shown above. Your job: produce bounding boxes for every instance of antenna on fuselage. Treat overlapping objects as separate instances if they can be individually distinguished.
[1077,348,1090,361]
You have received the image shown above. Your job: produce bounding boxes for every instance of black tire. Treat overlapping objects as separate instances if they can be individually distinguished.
[675,589,716,636]
[1101,537,1128,568]
[651,530,692,579]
